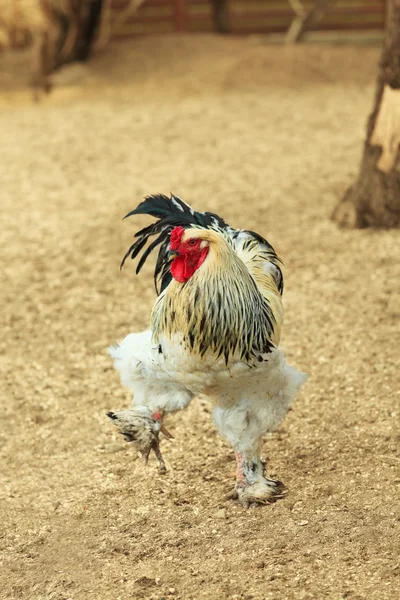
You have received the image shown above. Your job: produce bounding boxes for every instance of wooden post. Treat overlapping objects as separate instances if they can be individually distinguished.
[175,0,188,32]
[332,0,400,228]
[211,0,230,34]
[286,0,333,43]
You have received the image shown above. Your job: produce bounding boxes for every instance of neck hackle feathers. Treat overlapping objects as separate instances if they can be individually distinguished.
[120,193,283,364]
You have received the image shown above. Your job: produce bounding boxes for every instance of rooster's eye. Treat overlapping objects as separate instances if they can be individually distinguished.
[188,239,197,246]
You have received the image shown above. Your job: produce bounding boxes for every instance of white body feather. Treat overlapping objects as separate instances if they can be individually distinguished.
[109,330,306,452]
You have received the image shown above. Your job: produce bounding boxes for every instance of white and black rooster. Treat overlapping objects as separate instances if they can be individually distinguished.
[107,194,307,505]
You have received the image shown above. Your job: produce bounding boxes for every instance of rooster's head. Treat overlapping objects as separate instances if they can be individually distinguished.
[168,226,211,283]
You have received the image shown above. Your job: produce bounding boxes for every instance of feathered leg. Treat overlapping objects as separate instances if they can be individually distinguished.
[214,357,307,505]
[107,393,192,472]
[107,331,194,471]
[214,402,285,505]
[234,451,285,505]
[107,408,173,472]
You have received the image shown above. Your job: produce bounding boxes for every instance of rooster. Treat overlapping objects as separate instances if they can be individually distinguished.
[107,194,307,505]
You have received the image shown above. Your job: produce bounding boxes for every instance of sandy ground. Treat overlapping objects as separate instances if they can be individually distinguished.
[0,35,399,600]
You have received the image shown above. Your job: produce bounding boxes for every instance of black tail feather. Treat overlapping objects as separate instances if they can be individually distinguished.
[123,193,195,221]
[135,231,168,275]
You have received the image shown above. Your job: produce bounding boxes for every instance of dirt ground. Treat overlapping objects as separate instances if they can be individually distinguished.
[1,35,399,600]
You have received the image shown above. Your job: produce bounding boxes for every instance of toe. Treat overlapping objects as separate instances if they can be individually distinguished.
[236,479,287,506]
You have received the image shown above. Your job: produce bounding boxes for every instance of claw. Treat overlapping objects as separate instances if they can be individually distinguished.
[160,424,174,439]
[225,489,239,501]
[141,447,151,466]
[153,442,167,473]
[235,479,287,505]
[107,407,171,471]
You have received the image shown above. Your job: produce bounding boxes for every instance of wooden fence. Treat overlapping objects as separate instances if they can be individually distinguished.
[109,0,385,38]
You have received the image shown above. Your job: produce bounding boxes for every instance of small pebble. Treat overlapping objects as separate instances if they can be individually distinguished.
[215,508,227,519]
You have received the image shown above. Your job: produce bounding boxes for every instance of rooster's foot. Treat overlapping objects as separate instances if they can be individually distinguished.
[235,477,286,506]
[232,454,286,506]
[107,407,172,472]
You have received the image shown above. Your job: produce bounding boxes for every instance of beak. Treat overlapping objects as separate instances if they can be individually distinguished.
[168,250,179,261]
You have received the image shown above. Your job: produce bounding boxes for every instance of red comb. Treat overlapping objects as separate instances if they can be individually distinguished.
[170,226,185,250]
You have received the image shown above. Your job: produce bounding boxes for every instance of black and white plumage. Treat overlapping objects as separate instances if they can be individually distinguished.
[108,194,306,505]
[120,193,283,296]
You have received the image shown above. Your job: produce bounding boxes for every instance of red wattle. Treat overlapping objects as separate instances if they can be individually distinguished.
[170,247,209,283]
[171,256,188,283]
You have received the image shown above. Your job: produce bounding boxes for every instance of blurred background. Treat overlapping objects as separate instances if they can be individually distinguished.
[1,3,399,600]
[0,1,387,97]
